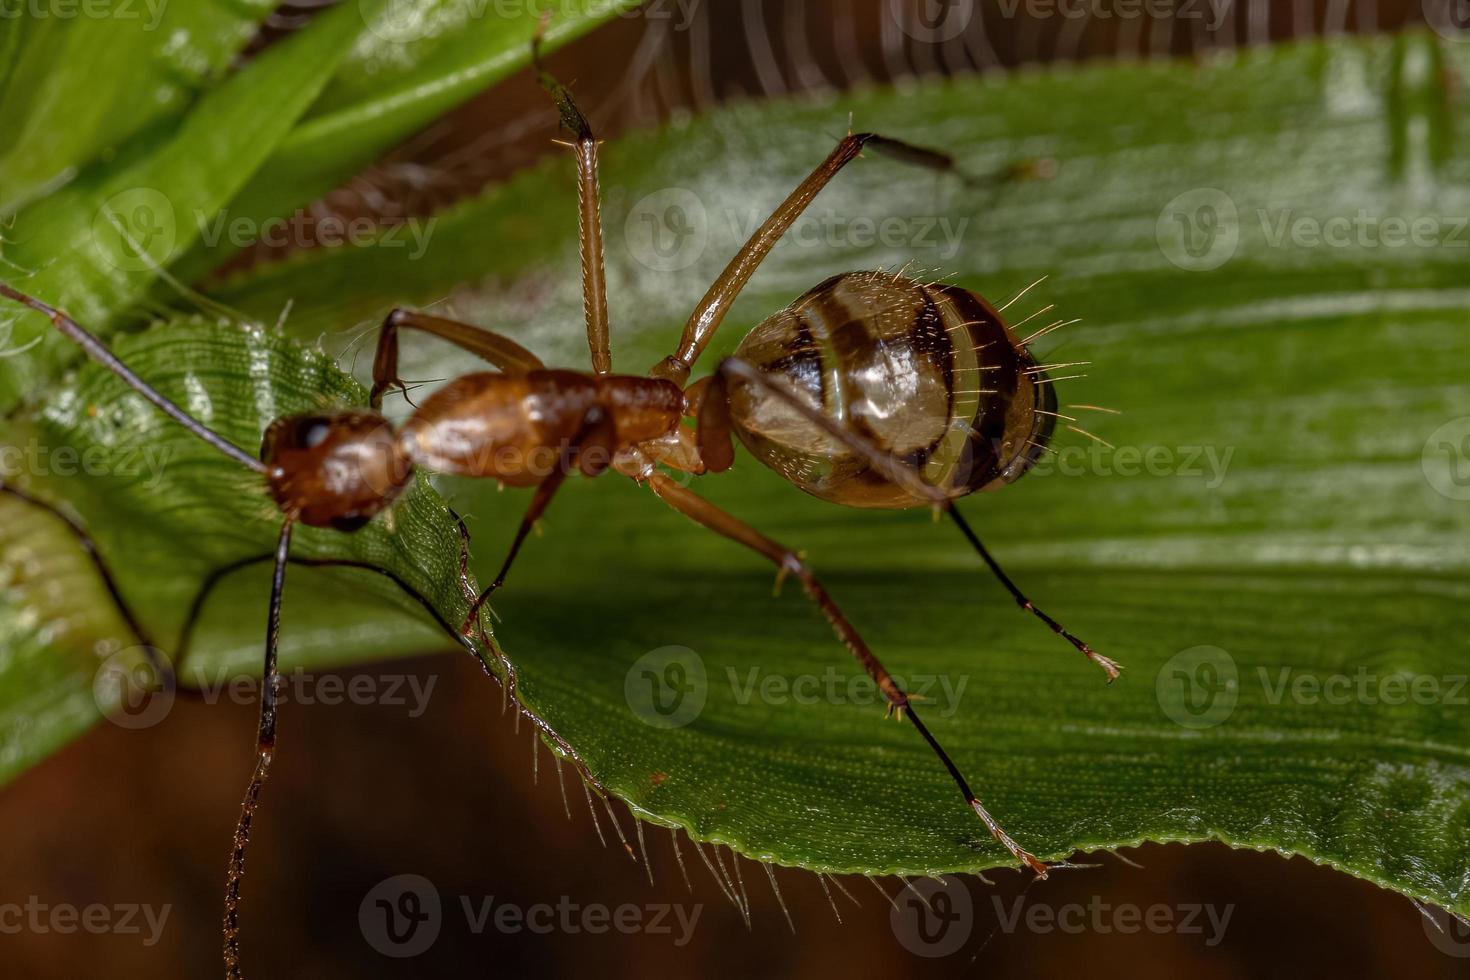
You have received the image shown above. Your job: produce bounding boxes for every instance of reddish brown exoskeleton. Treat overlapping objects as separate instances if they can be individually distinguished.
[0,32,1117,980]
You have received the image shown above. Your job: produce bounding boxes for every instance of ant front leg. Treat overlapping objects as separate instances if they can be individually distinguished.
[223,515,295,980]
[644,471,1047,878]
[459,408,618,637]
[704,358,1120,681]
[650,132,966,386]
[370,308,545,410]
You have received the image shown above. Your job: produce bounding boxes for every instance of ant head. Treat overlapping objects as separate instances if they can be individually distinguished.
[262,412,413,532]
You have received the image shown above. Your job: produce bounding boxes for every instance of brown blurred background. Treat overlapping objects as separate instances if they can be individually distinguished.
[4,1,1466,977]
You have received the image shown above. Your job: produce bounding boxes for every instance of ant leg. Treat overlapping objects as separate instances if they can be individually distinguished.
[533,21,611,375]
[459,408,617,636]
[172,549,603,793]
[638,425,707,476]
[223,515,295,980]
[707,358,1120,680]
[0,284,265,473]
[447,507,491,646]
[177,553,480,667]
[0,481,192,697]
[644,471,1047,877]
[370,308,545,410]
[944,507,1120,680]
[649,133,965,386]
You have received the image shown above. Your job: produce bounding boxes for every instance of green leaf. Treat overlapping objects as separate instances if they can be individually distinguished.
[9,30,1470,919]
[0,0,385,410]
[0,0,273,214]
[0,487,134,783]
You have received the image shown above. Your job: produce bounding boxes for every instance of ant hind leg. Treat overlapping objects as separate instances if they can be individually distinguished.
[644,471,1048,878]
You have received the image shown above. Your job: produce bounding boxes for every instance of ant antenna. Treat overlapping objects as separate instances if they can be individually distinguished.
[0,285,266,474]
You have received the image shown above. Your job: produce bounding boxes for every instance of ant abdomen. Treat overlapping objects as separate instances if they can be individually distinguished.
[727,271,1057,509]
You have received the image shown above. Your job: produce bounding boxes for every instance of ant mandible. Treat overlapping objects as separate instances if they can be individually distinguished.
[0,31,1117,980]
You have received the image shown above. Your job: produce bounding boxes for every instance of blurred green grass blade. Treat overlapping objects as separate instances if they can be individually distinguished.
[175,0,637,280]
[6,30,1470,921]
[0,0,387,411]
[0,0,274,214]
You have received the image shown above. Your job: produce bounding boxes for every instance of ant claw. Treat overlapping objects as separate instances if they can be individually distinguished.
[1089,651,1123,683]
[1021,853,1051,879]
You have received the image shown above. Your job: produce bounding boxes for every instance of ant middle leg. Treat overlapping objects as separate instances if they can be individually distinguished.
[644,471,1047,877]
[702,357,1120,681]
[459,408,618,637]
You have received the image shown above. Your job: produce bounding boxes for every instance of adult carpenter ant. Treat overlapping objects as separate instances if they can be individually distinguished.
[0,37,1116,980]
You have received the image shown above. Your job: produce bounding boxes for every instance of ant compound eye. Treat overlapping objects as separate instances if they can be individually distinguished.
[303,421,332,449]
[262,414,338,461]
